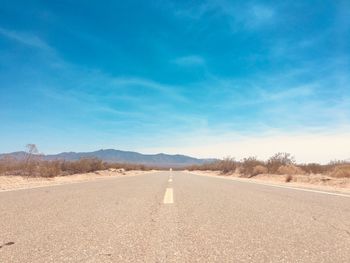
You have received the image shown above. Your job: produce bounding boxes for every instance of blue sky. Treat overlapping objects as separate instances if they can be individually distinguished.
[0,0,349,162]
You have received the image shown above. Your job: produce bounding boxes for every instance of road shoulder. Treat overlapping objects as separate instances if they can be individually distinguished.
[0,170,157,192]
[188,171,350,197]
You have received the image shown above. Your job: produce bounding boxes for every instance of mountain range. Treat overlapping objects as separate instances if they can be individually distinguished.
[0,149,216,167]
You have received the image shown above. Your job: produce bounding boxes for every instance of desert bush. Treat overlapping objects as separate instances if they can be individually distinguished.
[187,158,236,173]
[277,165,305,175]
[216,157,237,174]
[37,161,62,177]
[298,163,328,174]
[251,165,268,176]
[240,156,265,176]
[266,152,295,173]
[0,156,21,175]
[329,165,350,178]
[60,158,105,174]
[0,155,154,177]
[188,162,213,171]
[187,161,217,171]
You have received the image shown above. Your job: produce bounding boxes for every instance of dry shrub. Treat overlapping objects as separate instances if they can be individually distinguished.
[298,163,329,174]
[329,165,350,178]
[0,156,19,175]
[38,161,61,177]
[240,157,264,176]
[277,165,305,175]
[218,157,237,174]
[267,152,295,173]
[187,162,217,171]
[187,157,237,174]
[60,158,105,174]
[251,165,268,176]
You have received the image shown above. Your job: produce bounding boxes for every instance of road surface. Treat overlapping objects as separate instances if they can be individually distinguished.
[1,171,349,262]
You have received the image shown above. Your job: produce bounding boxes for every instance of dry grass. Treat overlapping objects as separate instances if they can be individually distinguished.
[330,165,350,178]
[277,165,305,175]
[298,163,329,174]
[187,157,237,174]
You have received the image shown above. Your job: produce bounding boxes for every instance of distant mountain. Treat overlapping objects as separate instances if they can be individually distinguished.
[0,149,216,167]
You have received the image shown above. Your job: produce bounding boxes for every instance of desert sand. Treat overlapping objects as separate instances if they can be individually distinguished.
[190,170,350,194]
[0,169,154,191]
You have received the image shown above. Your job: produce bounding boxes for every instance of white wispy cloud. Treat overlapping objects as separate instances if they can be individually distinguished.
[171,1,276,30]
[41,73,191,122]
[111,77,189,102]
[0,27,189,104]
[0,27,196,135]
[172,1,213,20]
[0,27,52,51]
[224,2,276,30]
[258,85,314,101]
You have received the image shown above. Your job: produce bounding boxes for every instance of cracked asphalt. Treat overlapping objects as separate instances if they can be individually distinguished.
[0,171,349,262]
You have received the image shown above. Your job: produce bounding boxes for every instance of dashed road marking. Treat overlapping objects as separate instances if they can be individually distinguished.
[163,188,174,204]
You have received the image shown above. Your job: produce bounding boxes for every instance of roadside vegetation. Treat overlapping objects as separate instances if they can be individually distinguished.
[0,144,158,178]
[1,145,350,181]
[187,153,350,181]
[0,157,157,178]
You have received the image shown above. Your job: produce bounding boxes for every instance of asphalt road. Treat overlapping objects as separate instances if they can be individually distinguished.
[1,171,349,262]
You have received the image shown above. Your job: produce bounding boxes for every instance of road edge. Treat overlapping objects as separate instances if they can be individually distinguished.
[188,171,350,198]
[0,171,160,193]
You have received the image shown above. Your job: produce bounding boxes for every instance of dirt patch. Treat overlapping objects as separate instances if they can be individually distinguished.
[190,170,350,194]
[0,169,156,191]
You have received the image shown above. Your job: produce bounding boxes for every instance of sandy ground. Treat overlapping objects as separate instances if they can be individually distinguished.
[0,169,155,191]
[189,170,350,194]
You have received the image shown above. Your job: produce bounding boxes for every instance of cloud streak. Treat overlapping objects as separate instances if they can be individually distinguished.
[0,27,52,51]
[172,1,276,30]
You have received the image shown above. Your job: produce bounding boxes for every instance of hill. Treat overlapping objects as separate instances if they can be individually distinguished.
[0,149,215,168]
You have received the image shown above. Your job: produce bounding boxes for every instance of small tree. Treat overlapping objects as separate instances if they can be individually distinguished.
[24,144,39,177]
